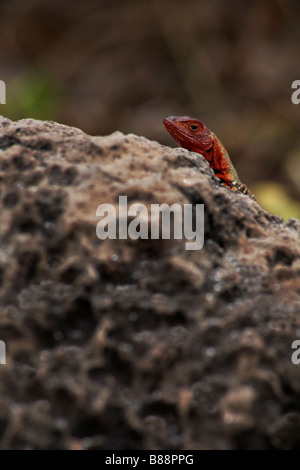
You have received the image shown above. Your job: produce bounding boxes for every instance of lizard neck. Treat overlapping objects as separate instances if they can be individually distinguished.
[211,133,241,186]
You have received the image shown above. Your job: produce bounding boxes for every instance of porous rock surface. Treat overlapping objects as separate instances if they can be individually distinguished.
[0,116,300,450]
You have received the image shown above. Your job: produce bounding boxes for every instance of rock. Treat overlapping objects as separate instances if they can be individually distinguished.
[0,115,299,449]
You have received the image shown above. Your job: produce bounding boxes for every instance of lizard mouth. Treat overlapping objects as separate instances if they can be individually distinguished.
[163,116,214,161]
[163,117,196,147]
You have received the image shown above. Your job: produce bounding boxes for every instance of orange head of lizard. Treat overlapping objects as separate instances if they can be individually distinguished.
[163,116,214,161]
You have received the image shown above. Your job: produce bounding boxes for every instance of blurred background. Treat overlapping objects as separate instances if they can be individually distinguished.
[0,0,300,219]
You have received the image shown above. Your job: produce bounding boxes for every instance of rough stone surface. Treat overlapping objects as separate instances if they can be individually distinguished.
[0,116,300,450]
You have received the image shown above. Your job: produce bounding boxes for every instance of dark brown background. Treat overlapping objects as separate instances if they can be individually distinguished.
[0,0,300,216]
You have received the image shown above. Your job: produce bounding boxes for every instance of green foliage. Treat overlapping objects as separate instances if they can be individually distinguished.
[4,70,61,121]
[254,182,300,221]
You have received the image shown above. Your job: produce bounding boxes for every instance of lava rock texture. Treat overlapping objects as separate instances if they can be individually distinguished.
[0,116,300,450]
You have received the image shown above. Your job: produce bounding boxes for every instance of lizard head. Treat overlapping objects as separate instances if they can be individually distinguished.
[163,116,214,160]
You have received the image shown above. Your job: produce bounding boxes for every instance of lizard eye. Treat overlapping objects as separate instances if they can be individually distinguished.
[189,124,199,132]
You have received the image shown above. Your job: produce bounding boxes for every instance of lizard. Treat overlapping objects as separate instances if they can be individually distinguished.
[163,116,255,199]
